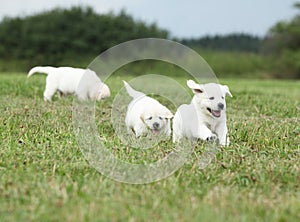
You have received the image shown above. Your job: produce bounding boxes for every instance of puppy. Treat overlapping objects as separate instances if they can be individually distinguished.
[27,66,110,101]
[173,80,232,146]
[123,81,173,138]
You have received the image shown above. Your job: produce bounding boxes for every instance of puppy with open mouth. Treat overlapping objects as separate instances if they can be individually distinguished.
[173,80,232,146]
[123,81,173,138]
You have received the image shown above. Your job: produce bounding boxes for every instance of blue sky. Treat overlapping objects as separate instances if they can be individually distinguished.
[0,0,298,38]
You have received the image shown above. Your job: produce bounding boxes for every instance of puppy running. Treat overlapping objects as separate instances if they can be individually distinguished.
[173,80,232,146]
[123,81,173,138]
[28,66,110,101]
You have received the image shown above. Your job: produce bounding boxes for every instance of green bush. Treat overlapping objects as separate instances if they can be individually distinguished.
[195,50,269,78]
[262,2,300,78]
[0,6,168,69]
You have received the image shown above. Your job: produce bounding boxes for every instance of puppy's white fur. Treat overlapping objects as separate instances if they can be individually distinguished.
[28,66,110,101]
[123,81,173,137]
[173,80,232,146]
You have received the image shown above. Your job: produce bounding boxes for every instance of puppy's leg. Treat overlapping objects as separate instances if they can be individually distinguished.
[133,122,147,138]
[215,123,229,146]
[43,86,57,102]
[172,130,182,143]
[43,76,59,102]
[172,114,182,142]
[172,121,183,142]
[196,124,217,142]
[77,93,88,101]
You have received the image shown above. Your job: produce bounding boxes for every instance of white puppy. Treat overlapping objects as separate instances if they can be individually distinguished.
[123,81,173,138]
[27,66,110,101]
[173,80,232,146]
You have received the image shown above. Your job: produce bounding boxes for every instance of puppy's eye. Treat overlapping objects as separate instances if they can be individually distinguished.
[221,96,224,99]
[209,97,214,100]
[148,117,152,120]
[159,117,163,120]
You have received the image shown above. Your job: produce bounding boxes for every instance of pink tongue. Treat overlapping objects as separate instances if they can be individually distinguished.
[152,129,160,136]
[212,110,221,117]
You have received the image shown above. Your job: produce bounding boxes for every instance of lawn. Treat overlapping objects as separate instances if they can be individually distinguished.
[0,72,299,222]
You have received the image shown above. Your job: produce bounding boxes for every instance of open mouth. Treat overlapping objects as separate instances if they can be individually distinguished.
[207,108,221,118]
[151,129,160,136]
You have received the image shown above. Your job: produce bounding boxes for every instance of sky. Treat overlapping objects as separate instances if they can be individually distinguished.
[0,0,298,38]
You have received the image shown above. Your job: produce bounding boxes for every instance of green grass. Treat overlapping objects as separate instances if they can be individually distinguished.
[0,73,299,221]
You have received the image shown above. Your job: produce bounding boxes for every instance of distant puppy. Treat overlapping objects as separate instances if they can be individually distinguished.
[123,81,173,138]
[173,80,232,146]
[28,66,110,101]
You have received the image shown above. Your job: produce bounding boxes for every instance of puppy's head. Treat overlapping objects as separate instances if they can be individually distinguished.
[97,83,111,100]
[141,110,173,135]
[187,80,232,118]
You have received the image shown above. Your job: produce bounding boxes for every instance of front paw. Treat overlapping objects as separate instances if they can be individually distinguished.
[206,134,218,142]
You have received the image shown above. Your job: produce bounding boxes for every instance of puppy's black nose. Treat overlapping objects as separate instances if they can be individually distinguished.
[153,122,160,129]
[218,103,224,110]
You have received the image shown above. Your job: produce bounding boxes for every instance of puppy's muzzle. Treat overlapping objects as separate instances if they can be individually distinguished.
[207,103,225,118]
[218,103,224,110]
[153,122,160,129]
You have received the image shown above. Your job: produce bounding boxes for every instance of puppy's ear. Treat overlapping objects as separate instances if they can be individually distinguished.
[164,111,174,119]
[97,84,110,100]
[97,92,103,101]
[222,85,232,97]
[187,80,204,94]
[140,114,145,123]
[140,113,151,122]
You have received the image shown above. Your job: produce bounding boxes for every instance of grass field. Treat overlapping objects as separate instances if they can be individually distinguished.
[0,72,299,222]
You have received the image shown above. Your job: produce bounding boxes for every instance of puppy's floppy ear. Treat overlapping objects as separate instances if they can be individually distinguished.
[164,111,174,119]
[140,113,151,122]
[140,114,146,123]
[97,92,103,100]
[222,85,232,97]
[97,84,110,100]
[187,80,204,94]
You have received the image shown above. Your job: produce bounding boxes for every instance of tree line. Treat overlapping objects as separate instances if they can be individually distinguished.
[0,7,168,66]
[181,34,262,53]
[262,2,300,78]
[0,4,299,78]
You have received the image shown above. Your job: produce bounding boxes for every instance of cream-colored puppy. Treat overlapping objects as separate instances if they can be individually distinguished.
[123,81,173,137]
[28,66,110,101]
[173,80,232,146]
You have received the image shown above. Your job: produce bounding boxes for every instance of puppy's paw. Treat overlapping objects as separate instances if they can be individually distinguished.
[206,134,218,142]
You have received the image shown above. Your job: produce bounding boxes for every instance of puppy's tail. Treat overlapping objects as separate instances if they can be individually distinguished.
[27,66,55,78]
[123,80,145,99]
